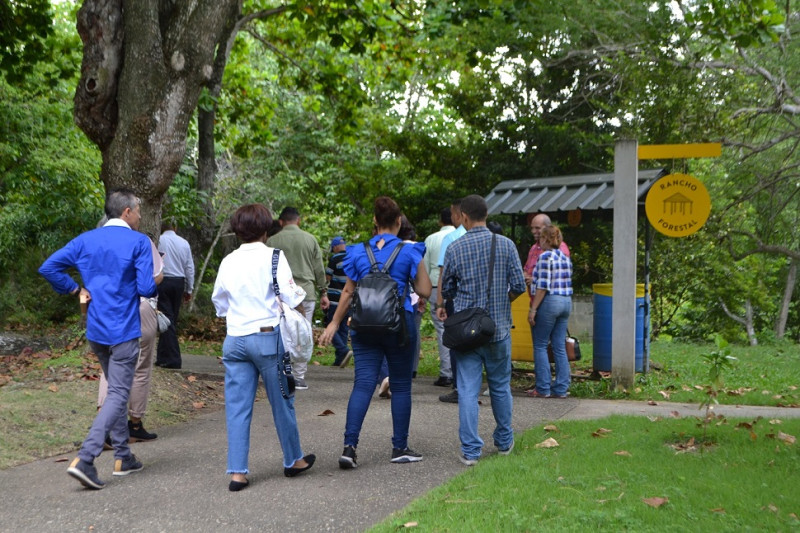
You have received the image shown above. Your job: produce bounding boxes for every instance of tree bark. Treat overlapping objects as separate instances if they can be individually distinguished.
[720,298,758,346]
[74,0,241,240]
[776,259,797,339]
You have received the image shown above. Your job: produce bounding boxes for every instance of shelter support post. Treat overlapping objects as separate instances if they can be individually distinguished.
[612,140,638,390]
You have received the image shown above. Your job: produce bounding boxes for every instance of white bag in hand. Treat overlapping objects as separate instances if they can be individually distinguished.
[278,301,313,363]
[156,311,171,334]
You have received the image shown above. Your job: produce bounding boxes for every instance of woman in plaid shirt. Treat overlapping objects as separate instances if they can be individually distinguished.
[527,225,573,399]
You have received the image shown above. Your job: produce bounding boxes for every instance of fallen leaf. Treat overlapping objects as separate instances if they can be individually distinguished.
[769,419,782,425]
[54,458,69,463]
[789,386,797,391]
[634,387,642,393]
[642,497,669,508]
[767,504,779,513]
[614,450,631,456]
[762,390,771,395]
[543,424,558,432]
[647,416,662,422]
[694,385,704,390]
[592,428,612,437]
[535,437,559,449]
[192,401,205,409]
[187,375,197,383]
[318,409,335,416]
[789,512,798,520]
[681,385,692,391]
[710,508,726,514]
[403,522,418,528]
[669,411,681,418]
[777,432,796,445]
[648,400,658,406]
[659,390,670,399]
[737,421,754,430]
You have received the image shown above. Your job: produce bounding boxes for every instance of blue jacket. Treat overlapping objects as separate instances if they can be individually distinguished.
[39,224,157,345]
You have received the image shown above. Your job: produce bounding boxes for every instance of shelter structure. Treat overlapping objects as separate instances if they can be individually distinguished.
[484,167,667,370]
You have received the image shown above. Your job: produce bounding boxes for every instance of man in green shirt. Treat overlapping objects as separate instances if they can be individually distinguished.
[267,207,329,389]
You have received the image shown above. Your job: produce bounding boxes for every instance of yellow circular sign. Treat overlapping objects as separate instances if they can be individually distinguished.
[645,173,710,237]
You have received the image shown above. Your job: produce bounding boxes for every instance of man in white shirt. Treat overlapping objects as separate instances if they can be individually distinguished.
[436,199,466,403]
[156,221,195,369]
[423,207,455,387]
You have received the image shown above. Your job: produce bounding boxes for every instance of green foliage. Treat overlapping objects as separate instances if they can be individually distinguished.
[685,0,786,53]
[702,335,737,391]
[0,0,53,82]
[0,3,102,327]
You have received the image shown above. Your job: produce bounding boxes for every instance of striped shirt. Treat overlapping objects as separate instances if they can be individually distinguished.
[325,251,347,304]
[532,249,573,296]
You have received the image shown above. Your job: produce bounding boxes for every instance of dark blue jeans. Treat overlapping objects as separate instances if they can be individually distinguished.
[325,305,350,365]
[344,312,416,450]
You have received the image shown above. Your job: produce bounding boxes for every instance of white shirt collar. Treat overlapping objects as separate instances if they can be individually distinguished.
[104,218,132,230]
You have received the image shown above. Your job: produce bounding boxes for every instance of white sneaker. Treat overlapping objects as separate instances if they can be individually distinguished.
[459,453,478,466]
[498,440,515,456]
[482,388,490,397]
[378,377,391,398]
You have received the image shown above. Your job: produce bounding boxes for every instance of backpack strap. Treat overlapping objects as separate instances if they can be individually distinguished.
[364,241,405,274]
[271,248,281,298]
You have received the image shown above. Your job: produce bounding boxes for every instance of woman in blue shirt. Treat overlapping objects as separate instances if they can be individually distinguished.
[319,196,432,469]
[527,225,573,399]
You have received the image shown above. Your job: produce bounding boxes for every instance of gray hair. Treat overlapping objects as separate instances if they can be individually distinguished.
[105,188,140,219]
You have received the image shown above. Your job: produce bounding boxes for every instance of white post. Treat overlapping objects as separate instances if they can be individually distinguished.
[611,140,638,390]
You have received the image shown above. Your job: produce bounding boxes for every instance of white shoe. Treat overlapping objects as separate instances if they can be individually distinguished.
[498,440,515,455]
[482,388,490,397]
[459,453,478,466]
[378,377,391,398]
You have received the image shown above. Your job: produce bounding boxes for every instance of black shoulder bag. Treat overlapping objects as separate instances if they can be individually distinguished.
[442,234,497,352]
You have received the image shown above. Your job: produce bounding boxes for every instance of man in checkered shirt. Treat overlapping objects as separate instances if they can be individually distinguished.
[437,194,526,466]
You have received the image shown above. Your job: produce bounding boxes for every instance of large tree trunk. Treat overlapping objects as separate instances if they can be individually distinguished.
[74,0,241,240]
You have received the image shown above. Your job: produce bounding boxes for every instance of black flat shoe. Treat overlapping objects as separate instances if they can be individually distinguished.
[228,479,249,492]
[284,454,316,477]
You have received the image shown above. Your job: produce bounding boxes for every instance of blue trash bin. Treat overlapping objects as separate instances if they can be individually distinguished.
[592,284,647,372]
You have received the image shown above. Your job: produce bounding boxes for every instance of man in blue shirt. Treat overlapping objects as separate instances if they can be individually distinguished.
[438,195,526,466]
[39,188,158,489]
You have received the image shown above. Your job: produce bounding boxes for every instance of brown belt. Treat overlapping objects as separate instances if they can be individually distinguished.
[260,326,274,332]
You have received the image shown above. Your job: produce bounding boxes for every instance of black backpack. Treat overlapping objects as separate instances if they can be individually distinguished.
[350,242,407,336]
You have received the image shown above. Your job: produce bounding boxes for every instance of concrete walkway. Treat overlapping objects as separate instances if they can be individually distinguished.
[1,354,797,532]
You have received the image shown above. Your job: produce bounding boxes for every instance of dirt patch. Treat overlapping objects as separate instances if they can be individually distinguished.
[0,345,226,469]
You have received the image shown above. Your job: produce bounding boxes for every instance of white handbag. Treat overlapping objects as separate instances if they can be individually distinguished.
[271,249,314,363]
[276,300,313,363]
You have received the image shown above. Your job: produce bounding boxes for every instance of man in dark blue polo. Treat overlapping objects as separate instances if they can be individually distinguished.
[39,188,158,489]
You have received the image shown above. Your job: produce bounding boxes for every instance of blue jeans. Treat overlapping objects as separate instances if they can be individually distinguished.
[82,339,139,462]
[222,329,305,473]
[326,305,351,365]
[345,312,416,450]
[532,294,572,396]
[454,336,514,460]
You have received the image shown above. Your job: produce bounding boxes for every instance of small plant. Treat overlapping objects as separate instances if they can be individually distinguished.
[698,335,737,440]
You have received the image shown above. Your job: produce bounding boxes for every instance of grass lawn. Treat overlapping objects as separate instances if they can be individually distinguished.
[370,415,800,532]
[303,332,800,408]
